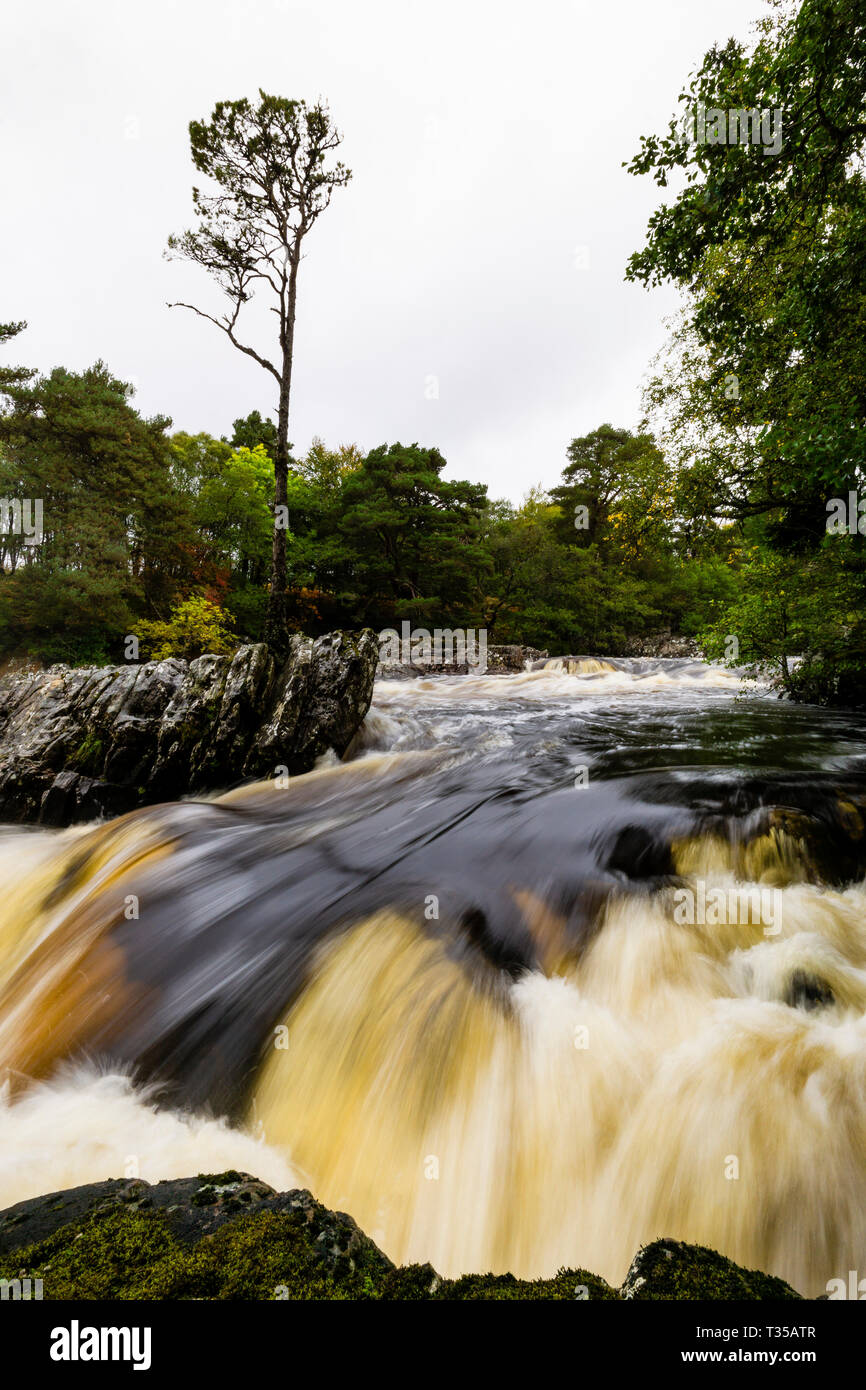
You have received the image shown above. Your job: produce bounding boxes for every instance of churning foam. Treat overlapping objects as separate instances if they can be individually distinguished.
[0,741,863,1298]
[372,657,746,706]
[0,1067,300,1209]
[252,861,866,1296]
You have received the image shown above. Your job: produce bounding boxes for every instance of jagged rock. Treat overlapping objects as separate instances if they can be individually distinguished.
[0,1174,398,1300]
[375,643,547,679]
[0,1177,804,1300]
[0,1174,389,1273]
[376,659,473,678]
[620,632,701,658]
[0,630,378,826]
[620,1238,801,1300]
[484,645,548,672]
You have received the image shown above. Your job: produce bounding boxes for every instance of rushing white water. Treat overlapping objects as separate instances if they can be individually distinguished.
[372,656,747,712]
[0,1067,301,1204]
[1,656,865,1297]
[251,875,866,1296]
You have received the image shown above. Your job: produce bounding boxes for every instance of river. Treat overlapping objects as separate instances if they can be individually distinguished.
[1,656,865,1295]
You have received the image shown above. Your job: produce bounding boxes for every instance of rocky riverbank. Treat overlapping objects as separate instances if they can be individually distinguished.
[376,643,548,678]
[374,636,702,677]
[619,632,702,659]
[0,630,379,826]
[0,1173,802,1300]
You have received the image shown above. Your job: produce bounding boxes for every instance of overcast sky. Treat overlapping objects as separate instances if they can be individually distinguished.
[3,0,762,503]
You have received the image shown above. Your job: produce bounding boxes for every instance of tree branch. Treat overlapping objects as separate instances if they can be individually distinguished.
[167,301,281,382]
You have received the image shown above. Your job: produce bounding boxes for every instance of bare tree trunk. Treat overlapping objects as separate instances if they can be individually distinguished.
[265,256,299,657]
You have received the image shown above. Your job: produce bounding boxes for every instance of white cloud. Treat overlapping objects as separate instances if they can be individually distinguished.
[2,0,760,501]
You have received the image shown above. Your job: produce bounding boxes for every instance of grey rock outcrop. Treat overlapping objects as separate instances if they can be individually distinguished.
[0,630,378,826]
[620,632,701,659]
[375,643,547,679]
[484,644,548,672]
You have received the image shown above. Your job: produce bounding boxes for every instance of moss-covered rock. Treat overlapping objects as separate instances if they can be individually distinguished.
[434,1269,616,1300]
[0,1176,396,1300]
[0,1175,804,1301]
[620,1239,802,1301]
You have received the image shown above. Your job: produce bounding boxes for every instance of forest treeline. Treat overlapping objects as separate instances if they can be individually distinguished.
[0,350,734,666]
[1,0,865,705]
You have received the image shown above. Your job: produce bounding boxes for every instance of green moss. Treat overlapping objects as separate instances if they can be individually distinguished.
[68,731,103,772]
[0,1206,393,1301]
[0,1208,181,1300]
[624,1239,801,1301]
[0,1208,801,1302]
[377,1263,441,1300]
[434,1269,617,1300]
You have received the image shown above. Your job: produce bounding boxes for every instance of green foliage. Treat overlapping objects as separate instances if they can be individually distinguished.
[325,441,491,629]
[701,534,866,701]
[477,427,735,654]
[0,365,745,661]
[299,437,363,496]
[68,730,104,772]
[0,359,190,663]
[195,445,273,577]
[132,597,237,661]
[169,431,234,496]
[31,634,114,668]
[226,410,278,459]
[0,322,770,671]
[0,320,33,391]
[165,432,275,636]
[628,0,866,698]
[550,424,673,560]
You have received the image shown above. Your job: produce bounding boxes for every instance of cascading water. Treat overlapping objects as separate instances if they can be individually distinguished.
[1,656,866,1297]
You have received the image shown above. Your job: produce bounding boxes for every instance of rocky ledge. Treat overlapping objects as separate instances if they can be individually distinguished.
[0,1174,802,1300]
[0,630,379,826]
[376,643,547,679]
[619,632,701,659]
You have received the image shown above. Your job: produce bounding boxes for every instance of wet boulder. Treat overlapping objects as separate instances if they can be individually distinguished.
[0,1177,803,1300]
[620,1238,801,1300]
[0,630,379,826]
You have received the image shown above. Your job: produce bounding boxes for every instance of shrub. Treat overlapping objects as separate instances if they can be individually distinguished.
[132,596,236,661]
